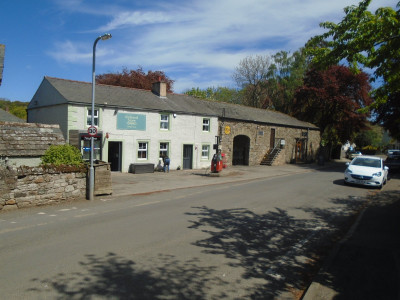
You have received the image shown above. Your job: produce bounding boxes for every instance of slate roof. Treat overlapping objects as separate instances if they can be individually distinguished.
[0,108,25,122]
[0,122,65,157]
[30,76,318,130]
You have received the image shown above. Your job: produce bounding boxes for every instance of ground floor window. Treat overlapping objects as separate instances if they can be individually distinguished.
[159,142,169,158]
[80,133,102,161]
[138,142,148,159]
[201,144,210,159]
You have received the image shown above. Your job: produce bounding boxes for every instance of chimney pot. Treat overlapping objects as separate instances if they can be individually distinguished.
[152,80,167,98]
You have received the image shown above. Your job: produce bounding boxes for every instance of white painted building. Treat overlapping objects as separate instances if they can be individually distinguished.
[28,77,219,172]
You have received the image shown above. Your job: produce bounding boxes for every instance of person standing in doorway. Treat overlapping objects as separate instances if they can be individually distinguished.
[164,155,170,173]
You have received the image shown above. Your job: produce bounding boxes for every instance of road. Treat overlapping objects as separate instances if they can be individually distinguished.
[0,165,389,299]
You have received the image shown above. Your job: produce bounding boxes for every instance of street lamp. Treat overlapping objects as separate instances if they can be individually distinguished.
[89,33,112,201]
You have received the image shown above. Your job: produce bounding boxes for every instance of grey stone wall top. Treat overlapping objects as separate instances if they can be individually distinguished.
[0,122,65,157]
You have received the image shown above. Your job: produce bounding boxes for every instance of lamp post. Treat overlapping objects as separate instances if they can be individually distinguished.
[89,33,112,201]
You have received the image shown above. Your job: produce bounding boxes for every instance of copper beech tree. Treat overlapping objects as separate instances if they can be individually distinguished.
[293,65,373,146]
[96,67,174,93]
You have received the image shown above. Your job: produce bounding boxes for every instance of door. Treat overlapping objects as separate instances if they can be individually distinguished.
[270,128,276,149]
[183,145,193,170]
[108,141,122,172]
[296,140,302,162]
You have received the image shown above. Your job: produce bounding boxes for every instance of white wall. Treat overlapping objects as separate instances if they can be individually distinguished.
[28,105,69,139]
[68,106,218,172]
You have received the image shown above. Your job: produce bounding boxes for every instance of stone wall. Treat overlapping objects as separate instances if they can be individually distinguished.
[0,165,86,212]
[219,120,320,166]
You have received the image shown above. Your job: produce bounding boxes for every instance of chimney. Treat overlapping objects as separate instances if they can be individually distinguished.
[152,77,167,98]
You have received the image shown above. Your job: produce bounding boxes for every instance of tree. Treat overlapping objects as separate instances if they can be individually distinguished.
[96,67,174,93]
[293,65,373,147]
[374,91,400,140]
[184,87,243,104]
[0,98,28,120]
[232,55,274,108]
[305,0,400,137]
[354,124,385,149]
[262,50,308,114]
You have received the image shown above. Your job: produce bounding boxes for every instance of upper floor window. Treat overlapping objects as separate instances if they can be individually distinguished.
[160,114,169,130]
[202,118,210,132]
[138,142,148,160]
[87,108,99,126]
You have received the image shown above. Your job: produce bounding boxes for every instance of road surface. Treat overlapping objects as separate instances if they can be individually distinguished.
[0,165,386,299]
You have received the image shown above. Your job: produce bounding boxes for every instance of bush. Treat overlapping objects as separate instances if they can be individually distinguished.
[41,144,84,166]
[362,145,378,155]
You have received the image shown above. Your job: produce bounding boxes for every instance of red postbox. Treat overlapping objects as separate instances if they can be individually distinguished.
[221,153,227,168]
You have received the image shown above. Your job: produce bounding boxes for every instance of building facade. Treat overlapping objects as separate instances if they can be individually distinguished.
[28,77,218,172]
[27,76,320,172]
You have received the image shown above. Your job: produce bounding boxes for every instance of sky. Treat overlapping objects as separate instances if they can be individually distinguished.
[0,0,397,103]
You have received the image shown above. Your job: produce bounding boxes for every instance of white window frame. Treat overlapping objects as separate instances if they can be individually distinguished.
[160,114,169,130]
[159,142,169,158]
[201,144,210,159]
[137,142,148,160]
[202,118,210,132]
[87,108,99,126]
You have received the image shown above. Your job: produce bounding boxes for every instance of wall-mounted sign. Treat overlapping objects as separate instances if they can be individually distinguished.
[224,125,231,135]
[117,113,146,131]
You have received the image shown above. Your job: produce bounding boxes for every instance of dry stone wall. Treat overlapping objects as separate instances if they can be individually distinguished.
[0,165,86,212]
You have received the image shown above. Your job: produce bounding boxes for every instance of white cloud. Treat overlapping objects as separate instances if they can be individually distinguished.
[98,11,172,31]
[49,0,398,92]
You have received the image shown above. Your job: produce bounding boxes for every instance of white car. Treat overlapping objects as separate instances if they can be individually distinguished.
[344,156,389,189]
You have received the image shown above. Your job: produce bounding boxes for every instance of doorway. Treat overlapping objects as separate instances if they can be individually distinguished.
[108,141,122,172]
[183,144,193,169]
[270,128,276,149]
[296,139,306,162]
[233,135,250,165]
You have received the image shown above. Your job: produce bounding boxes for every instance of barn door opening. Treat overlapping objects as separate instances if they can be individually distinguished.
[233,135,250,165]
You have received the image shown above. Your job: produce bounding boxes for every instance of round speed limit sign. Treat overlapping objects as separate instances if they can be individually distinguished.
[87,126,97,136]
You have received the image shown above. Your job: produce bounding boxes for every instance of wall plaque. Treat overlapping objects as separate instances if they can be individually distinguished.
[117,113,146,131]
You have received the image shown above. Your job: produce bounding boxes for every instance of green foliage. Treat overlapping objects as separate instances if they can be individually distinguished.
[41,144,84,167]
[354,124,386,149]
[231,50,309,112]
[0,98,29,120]
[185,87,243,104]
[305,0,400,138]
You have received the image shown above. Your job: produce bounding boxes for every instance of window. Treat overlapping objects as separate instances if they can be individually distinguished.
[202,118,210,132]
[202,145,210,159]
[138,142,148,159]
[87,108,99,126]
[160,114,169,130]
[159,142,169,158]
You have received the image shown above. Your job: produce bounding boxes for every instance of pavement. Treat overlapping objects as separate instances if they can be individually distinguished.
[106,163,324,198]
[101,161,400,300]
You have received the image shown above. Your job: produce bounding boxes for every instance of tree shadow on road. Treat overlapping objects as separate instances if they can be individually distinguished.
[28,253,227,300]
[185,195,369,299]
[308,189,400,300]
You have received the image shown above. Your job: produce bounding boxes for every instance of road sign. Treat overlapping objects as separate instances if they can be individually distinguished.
[87,126,97,136]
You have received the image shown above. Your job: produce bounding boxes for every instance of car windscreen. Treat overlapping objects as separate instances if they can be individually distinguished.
[352,158,381,168]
